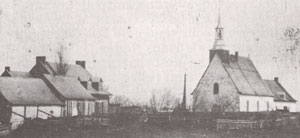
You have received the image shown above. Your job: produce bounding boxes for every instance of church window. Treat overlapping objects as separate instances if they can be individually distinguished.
[213,83,219,95]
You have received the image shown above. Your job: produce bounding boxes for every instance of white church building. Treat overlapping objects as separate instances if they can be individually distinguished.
[192,15,297,112]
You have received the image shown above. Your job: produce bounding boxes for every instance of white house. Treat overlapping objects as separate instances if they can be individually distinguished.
[29,57,111,116]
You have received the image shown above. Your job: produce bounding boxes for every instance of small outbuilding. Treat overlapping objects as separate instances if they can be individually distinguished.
[264,78,297,112]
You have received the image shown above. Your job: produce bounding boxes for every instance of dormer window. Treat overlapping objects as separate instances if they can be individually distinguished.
[213,83,219,95]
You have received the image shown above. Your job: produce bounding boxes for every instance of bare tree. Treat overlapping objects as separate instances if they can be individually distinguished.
[159,90,175,111]
[149,92,158,112]
[56,45,69,75]
[282,27,300,52]
[212,94,237,113]
[193,93,210,112]
[110,95,132,106]
[149,89,177,112]
[193,92,237,113]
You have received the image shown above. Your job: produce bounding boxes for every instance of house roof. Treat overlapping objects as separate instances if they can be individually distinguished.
[86,83,112,96]
[90,77,103,82]
[43,74,95,101]
[0,77,63,106]
[264,80,296,102]
[222,55,274,97]
[39,61,93,81]
[5,71,33,78]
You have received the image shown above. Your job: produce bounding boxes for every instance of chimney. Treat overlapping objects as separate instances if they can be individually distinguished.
[5,66,10,72]
[76,61,86,69]
[274,77,279,83]
[235,51,239,61]
[36,56,46,64]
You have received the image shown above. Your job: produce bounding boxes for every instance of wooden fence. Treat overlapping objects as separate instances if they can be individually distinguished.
[216,119,260,131]
[75,116,110,127]
[146,112,300,130]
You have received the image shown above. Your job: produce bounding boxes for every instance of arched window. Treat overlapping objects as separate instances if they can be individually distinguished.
[213,83,219,95]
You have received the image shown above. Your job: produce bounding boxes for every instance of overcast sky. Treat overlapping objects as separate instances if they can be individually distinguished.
[1,0,300,108]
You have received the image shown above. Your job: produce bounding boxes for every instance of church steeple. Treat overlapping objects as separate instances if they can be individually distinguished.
[213,8,225,49]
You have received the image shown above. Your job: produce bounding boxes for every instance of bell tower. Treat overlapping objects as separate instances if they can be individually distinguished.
[209,5,229,63]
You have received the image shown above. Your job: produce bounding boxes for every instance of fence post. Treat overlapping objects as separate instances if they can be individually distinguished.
[216,120,219,132]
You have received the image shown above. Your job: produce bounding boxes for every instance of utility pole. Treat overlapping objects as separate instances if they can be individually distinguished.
[181,73,187,111]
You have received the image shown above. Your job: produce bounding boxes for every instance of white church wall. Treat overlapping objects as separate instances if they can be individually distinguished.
[239,95,274,112]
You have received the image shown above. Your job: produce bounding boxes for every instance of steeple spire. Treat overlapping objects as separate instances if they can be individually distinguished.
[217,4,221,28]
[213,0,225,49]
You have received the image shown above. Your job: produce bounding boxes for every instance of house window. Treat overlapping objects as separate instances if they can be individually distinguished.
[246,100,249,112]
[213,83,219,95]
[257,101,260,112]
[283,106,288,111]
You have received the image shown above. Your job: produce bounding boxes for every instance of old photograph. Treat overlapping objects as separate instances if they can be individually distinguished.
[0,0,300,138]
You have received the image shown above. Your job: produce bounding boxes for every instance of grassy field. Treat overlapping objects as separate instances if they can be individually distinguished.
[4,122,300,138]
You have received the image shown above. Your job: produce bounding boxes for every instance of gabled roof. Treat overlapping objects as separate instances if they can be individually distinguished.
[2,70,33,78]
[0,77,63,106]
[38,61,93,81]
[264,80,296,102]
[223,55,274,97]
[43,74,95,101]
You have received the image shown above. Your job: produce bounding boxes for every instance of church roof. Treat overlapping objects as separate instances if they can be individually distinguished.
[264,80,296,102]
[223,55,274,97]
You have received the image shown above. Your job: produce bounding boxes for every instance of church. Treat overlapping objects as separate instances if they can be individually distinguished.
[192,15,297,112]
